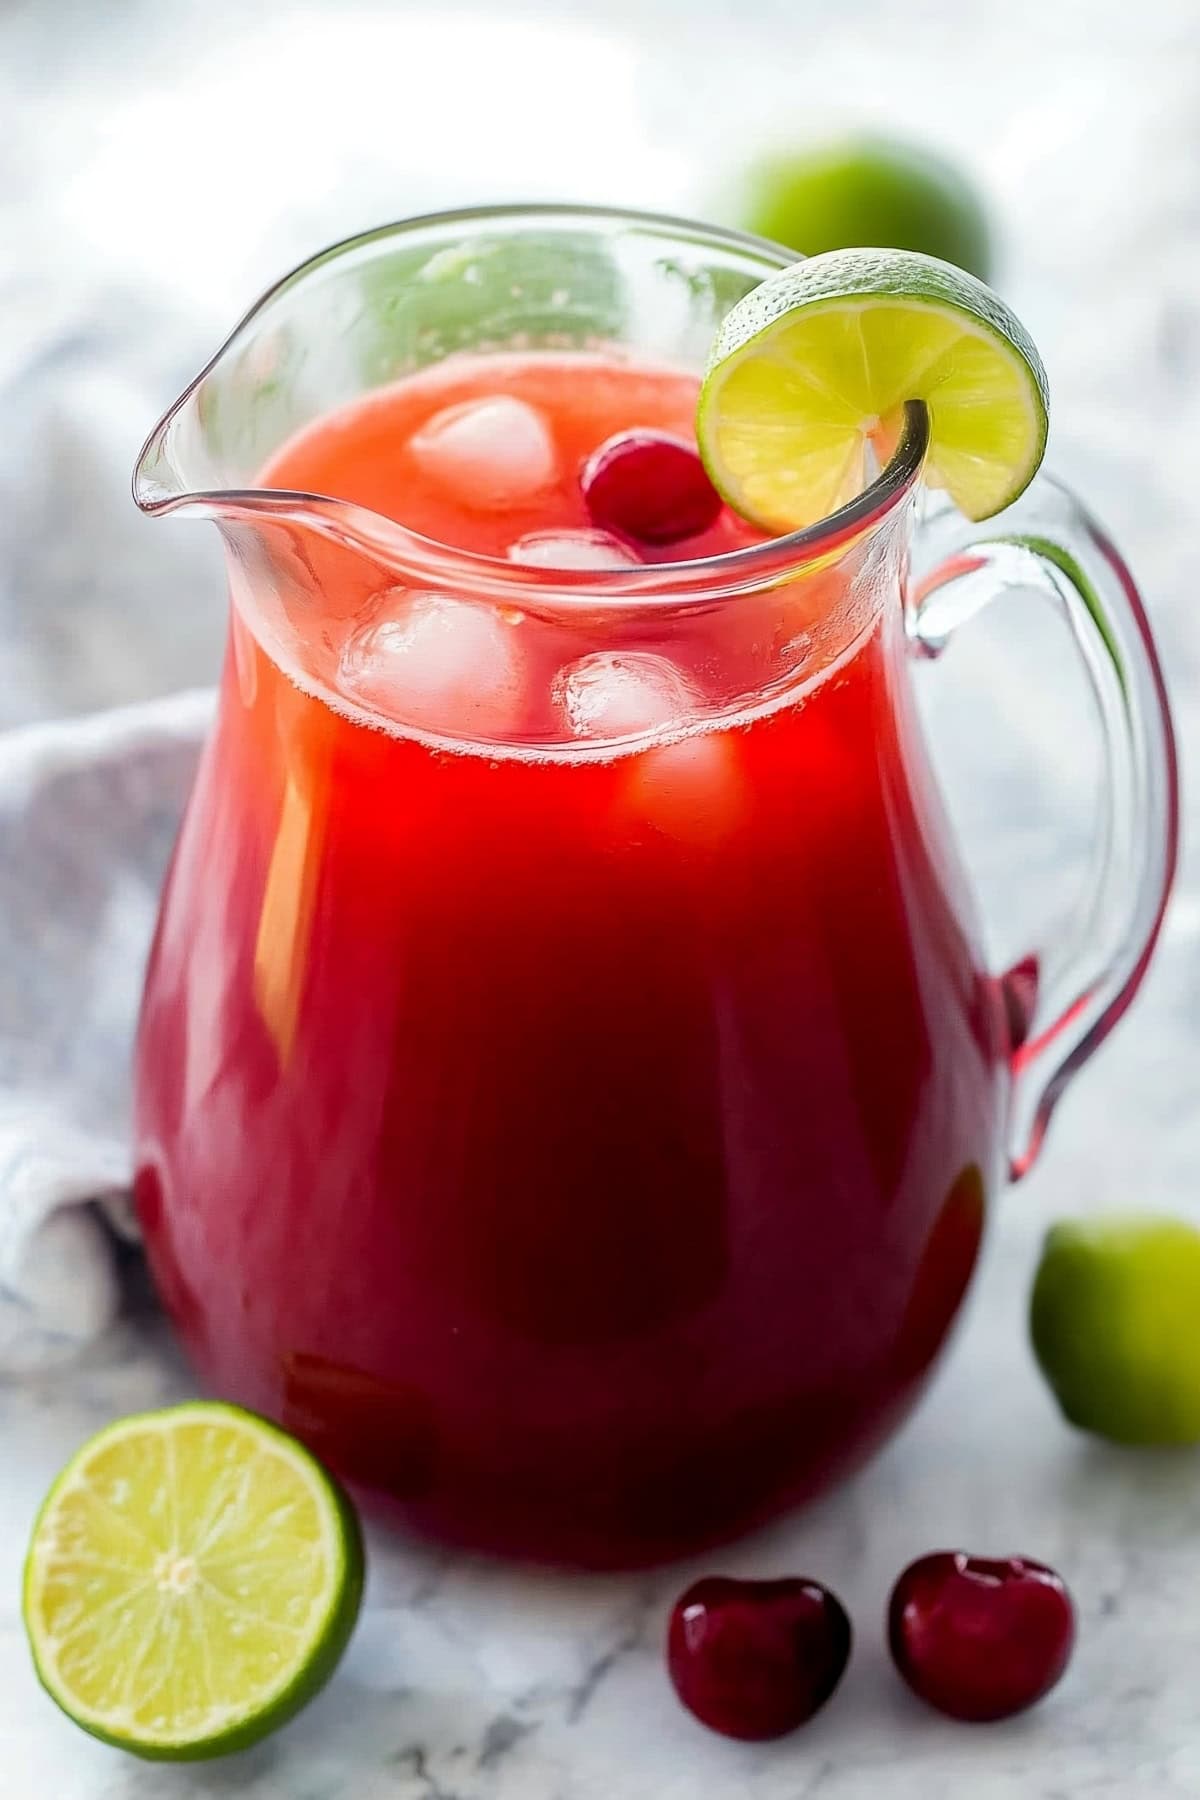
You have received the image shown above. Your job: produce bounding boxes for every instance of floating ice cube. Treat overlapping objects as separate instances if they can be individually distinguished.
[409,396,557,511]
[627,734,744,847]
[556,652,743,843]
[507,529,641,570]
[340,591,524,736]
[556,651,696,741]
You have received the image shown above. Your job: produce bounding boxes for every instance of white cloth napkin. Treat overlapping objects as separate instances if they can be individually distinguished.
[0,689,212,1372]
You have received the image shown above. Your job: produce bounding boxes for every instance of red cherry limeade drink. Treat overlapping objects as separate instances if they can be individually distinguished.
[135,351,1003,1566]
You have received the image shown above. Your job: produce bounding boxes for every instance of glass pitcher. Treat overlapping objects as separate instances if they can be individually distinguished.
[132,206,1177,1567]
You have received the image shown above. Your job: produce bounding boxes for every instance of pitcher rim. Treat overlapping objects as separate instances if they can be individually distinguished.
[132,202,930,605]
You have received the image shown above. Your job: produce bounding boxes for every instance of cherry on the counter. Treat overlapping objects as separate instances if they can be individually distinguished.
[888,1551,1075,1722]
[667,1575,852,1740]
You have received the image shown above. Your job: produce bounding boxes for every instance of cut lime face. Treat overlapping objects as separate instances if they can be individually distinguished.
[1030,1216,1200,1446]
[698,248,1049,532]
[23,1403,364,1761]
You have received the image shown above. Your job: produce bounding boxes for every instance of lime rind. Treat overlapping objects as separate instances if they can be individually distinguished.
[699,248,1049,532]
[23,1402,364,1761]
[1030,1216,1200,1446]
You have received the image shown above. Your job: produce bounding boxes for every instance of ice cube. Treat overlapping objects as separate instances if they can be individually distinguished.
[409,396,557,511]
[556,651,696,740]
[340,591,524,737]
[507,529,641,570]
[627,734,744,847]
[556,653,743,843]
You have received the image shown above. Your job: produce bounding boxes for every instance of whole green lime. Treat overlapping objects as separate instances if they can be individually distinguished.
[731,134,993,282]
[1030,1215,1200,1445]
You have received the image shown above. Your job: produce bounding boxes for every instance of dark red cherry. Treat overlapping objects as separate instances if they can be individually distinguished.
[888,1551,1075,1722]
[581,430,722,546]
[667,1575,852,1740]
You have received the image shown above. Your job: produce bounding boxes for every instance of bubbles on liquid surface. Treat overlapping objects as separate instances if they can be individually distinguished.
[556,651,697,741]
[340,591,524,736]
[408,396,557,512]
[507,529,642,570]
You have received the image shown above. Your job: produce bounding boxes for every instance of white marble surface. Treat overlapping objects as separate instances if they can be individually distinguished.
[3,0,1200,1795]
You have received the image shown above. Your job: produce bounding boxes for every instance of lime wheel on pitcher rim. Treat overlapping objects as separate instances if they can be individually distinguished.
[697,247,1049,532]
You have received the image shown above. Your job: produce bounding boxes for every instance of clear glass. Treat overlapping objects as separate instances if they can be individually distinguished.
[132,207,1177,1566]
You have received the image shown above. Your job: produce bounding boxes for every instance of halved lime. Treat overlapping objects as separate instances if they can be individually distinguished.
[698,247,1048,531]
[23,1403,364,1760]
[1031,1216,1200,1446]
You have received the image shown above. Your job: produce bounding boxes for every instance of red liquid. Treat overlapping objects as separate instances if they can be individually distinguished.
[135,352,1005,1566]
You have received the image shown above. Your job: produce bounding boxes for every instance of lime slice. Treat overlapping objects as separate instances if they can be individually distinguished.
[23,1403,364,1761]
[1030,1216,1200,1446]
[698,248,1048,531]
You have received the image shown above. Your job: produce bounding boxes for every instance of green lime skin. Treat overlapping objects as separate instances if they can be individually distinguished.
[22,1404,366,1762]
[1030,1217,1200,1446]
[733,134,993,282]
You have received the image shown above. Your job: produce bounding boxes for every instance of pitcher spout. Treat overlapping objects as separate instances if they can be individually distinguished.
[132,381,209,517]
[131,354,264,525]
[130,254,346,532]
[131,343,397,561]
[131,321,307,528]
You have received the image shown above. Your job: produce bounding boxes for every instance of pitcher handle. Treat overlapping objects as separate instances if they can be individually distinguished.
[908,473,1179,1181]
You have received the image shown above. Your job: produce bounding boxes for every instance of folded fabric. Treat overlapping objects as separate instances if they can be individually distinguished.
[0,689,212,1372]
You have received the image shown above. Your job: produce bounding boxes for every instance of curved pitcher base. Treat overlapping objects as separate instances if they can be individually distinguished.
[134,1143,993,1569]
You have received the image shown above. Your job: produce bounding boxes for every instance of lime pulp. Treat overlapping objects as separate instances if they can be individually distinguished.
[697,247,1048,532]
[22,1403,364,1760]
